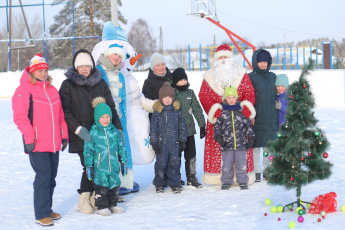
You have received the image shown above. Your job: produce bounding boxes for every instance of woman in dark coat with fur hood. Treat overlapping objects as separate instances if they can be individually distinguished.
[59,49,122,214]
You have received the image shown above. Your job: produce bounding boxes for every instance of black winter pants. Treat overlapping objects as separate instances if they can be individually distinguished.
[77,151,94,194]
[180,135,197,179]
[94,185,120,210]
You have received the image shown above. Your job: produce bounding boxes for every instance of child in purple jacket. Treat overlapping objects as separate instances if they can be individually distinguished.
[275,74,289,127]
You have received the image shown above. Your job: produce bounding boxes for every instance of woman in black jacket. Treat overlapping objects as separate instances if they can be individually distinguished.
[142,52,172,120]
[59,49,122,214]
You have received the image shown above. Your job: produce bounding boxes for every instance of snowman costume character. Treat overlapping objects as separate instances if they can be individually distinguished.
[92,21,155,193]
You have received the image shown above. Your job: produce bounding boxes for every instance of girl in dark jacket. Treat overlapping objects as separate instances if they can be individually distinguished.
[248,49,278,182]
[59,49,122,214]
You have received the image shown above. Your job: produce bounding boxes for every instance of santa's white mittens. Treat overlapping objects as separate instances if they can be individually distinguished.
[208,103,223,124]
[140,94,156,113]
[240,100,256,120]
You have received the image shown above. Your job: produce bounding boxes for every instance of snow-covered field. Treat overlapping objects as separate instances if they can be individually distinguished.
[1,69,345,229]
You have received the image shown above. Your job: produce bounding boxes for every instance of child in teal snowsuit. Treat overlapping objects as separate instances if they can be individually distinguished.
[84,97,128,216]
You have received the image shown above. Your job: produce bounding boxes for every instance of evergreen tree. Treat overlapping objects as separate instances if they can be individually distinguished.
[264,59,332,208]
[49,0,127,68]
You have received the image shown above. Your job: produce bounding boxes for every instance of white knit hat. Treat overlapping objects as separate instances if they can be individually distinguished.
[74,52,94,69]
[150,52,166,70]
[104,43,126,59]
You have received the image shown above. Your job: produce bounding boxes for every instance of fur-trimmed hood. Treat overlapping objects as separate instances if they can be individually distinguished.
[64,66,103,86]
[153,100,181,113]
[203,66,247,96]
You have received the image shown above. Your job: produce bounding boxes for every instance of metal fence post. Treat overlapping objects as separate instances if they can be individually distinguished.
[290,44,292,70]
[277,45,279,70]
[322,41,324,69]
[188,45,191,71]
[199,44,202,71]
[330,40,333,69]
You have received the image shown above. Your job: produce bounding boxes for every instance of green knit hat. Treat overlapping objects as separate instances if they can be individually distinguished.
[92,97,112,126]
[224,86,238,99]
[276,74,289,88]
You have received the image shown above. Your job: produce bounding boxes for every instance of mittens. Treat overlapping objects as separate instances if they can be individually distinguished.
[275,100,282,110]
[86,167,95,181]
[25,142,35,152]
[179,142,186,152]
[152,144,160,153]
[61,139,68,152]
[242,106,251,118]
[77,127,91,142]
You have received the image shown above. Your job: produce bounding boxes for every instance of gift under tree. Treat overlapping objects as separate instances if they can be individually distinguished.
[263,59,332,210]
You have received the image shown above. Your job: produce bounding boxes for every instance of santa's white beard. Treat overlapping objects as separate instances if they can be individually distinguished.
[213,58,241,94]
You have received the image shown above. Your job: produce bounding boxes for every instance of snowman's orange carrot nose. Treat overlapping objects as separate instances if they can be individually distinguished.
[130,53,142,65]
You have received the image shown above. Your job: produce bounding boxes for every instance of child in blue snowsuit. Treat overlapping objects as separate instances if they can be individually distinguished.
[83,97,128,216]
[275,74,289,127]
[150,82,187,194]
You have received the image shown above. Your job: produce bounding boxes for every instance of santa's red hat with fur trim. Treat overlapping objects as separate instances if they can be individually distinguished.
[213,44,233,63]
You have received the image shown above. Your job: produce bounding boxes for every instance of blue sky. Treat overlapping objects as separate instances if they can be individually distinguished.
[2,0,344,49]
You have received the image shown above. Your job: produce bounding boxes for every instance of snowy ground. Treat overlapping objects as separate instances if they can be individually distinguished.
[1,68,345,229]
[1,98,345,229]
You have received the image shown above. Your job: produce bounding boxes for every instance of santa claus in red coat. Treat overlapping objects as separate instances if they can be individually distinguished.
[199,44,256,185]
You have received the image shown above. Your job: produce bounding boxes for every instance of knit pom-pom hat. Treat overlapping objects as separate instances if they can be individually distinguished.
[29,53,48,73]
[92,97,112,126]
[159,82,175,103]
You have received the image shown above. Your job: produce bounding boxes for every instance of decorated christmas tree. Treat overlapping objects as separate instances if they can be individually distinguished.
[264,59,332,210]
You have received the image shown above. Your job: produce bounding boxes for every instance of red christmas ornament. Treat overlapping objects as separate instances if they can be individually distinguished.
[308,152,312,156]
[323,152,329,158]
[321,134,324,137]
[290,177,294,181]
[301,157,304,161]
[318,218,322,222]
[278,218,281,221]
[322,216,325,219]
[264,213,267,216]
[290,209,293,212]
[290,95,293,98]
[303,84,307,88]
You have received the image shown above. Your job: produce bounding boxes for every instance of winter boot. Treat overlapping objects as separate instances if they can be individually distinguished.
[255,173,261,182]
[97,208,112,216]
[109,186,120,207]
[36,217,54,226]
[240,184,249,190]
[156,186,165,193]
[94,185,110,212]
[109,205,124,214]
[187,175,202,188]
[78,192,94,214]
[221,183,231,190]
[170,186,181,194]
[50,212,61,220]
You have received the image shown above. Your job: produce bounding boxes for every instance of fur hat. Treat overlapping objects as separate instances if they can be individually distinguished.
[257,51,269,63]
[74,52,94,69]
[104,43,126,59]
[276,74,289,88]
[150,52,166,70]
[29,54,48,73]
[224,86,238,99]
[213,44,233,63]
[92,97,112,126]
[159,82,175,102]
[172,67,188,86]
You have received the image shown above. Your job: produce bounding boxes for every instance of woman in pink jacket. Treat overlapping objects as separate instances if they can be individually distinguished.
[12,54,68,226]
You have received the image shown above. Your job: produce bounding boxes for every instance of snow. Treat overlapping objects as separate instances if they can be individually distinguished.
[1,69,345,229]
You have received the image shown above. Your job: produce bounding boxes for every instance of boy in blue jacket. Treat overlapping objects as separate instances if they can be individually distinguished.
[150,82,187,193]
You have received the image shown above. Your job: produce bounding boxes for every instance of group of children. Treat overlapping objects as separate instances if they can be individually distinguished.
[69,48,292,219]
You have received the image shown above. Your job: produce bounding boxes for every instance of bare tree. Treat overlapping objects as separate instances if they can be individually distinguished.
[128,18,156,67]
[169,46,188,69]
[0,13,44,71]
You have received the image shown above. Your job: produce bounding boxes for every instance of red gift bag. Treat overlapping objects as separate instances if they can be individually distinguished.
[308,192,337,214]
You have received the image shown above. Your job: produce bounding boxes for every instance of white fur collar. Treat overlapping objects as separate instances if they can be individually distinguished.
[203,66,247,96]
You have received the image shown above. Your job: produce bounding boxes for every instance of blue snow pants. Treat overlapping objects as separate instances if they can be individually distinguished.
[153,142,181,187]
[29,151,59,220]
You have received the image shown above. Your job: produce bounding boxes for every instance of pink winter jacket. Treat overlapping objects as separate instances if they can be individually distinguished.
[12,67,68,153]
